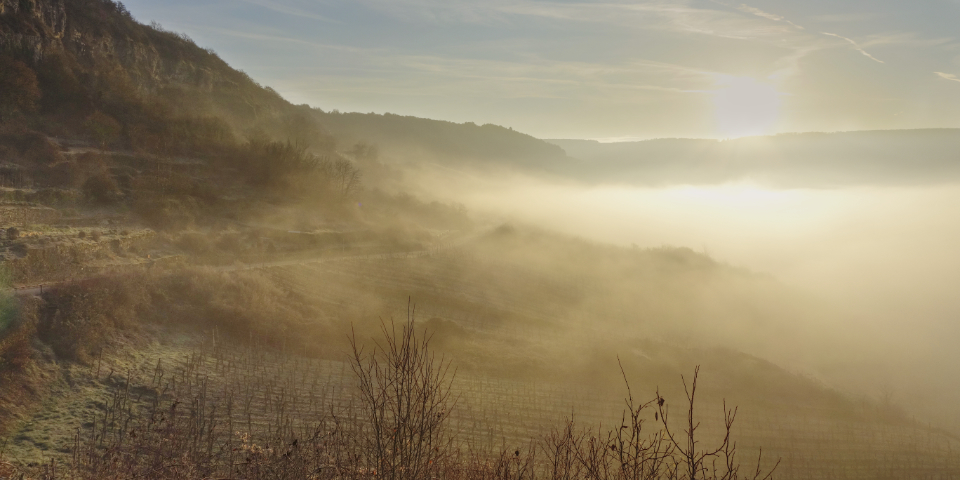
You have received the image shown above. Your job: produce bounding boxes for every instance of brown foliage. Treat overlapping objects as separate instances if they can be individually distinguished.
[0,127,64,166]
[132,195,200,230]
[0,317,35,374]
[83,111,122,149]
[34,51,91,116]
[82,172,122,204]
[0,55,41,122]
[37,275,149,362]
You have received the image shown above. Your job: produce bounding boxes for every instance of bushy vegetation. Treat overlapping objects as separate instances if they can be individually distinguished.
[0,55,41,123]
[0,0,363,232]
[7,269,324,365]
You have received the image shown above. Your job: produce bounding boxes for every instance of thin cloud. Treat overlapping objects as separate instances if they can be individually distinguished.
[737,4,783,21]
[363,0,799,42]
[811,13,886,23]
[860,33,954,49]
[735,3,803,29]
[198,25,373,53]
[936,72,960,83]
[821,32,885,63]
[236,0,339,23]
[707,0,805,30]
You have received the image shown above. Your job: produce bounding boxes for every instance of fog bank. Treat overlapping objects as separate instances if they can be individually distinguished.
[412,166,960,428]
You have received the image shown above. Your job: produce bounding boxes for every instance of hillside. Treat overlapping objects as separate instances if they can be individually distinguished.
[0,0,571,172]
[1,1,960,479]
[315,110,571,170]
[549,129,960,187]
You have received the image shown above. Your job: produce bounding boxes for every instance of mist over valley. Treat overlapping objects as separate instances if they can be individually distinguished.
[1,0,959,478]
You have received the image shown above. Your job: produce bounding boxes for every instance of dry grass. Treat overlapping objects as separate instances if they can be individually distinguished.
[2,254,959,478]
[1,294,781,480]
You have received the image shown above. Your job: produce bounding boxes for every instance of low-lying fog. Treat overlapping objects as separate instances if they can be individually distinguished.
[414,165,960,429]
[460,180,960,319]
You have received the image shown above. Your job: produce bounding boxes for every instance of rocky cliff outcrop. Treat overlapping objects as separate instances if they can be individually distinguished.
[0,0,66,60]
[1,0,285,119]
[0,0,66,32]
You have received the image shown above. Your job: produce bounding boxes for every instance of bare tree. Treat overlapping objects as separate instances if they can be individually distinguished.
[333,159,362,198]
[656,366,779,480]
[349,300,457,480]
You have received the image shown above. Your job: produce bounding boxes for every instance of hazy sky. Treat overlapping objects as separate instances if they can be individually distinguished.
[123,0,960,140]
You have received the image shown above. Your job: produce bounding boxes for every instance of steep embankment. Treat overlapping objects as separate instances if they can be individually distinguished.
[0,0,286,120]
[1,0,575,178]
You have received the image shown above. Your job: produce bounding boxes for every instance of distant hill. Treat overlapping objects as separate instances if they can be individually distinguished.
[548,129,960,187]
[315,111,570,171]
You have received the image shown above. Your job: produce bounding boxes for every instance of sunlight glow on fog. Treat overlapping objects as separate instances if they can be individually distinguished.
[713,77,782,138]
[434,176,960,325]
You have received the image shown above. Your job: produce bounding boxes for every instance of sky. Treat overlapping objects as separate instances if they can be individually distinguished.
[121,0,960,140]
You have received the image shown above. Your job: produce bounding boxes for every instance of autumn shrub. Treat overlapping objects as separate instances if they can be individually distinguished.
[42,161,84,188]
[83,111,122,149]
[151,269,324,352]
[0,127,63,165]
[0,266,18,334]
[82,172,122,204]
[37,275,150,362]
[0,55,41,123]
[133,195,199,230]
[215,232,243,253]
[0,319,34,374]
[34,51,91,117]
[175,232,213,255]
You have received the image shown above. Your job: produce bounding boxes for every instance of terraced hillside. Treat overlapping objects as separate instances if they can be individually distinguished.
[4,230,958,478]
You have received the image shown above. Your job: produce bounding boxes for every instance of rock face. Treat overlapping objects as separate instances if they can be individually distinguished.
[0,0,211,89]
[0,0,66,60]
[0,0,286,119]
[0,0,66,32]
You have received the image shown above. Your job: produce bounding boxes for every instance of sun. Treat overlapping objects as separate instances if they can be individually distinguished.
[713,76,782,138]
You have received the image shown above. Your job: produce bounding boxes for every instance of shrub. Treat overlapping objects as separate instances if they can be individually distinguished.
[82,173,122,204]
[36,276,148,362]
[0,319,34,374]
[176,232,212,255]
[215,232,242,253]
[0,55,41,122]
[133,195,199,231]
[237,139,320,189]
[5,227,18,240]
[84,112,122,149]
